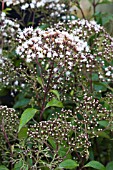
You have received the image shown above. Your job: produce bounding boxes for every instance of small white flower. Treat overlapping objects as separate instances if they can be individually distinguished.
[21,83,25,88]
[105,67,108,71]
[26,58,32,63]
[99,75,103,79]
[1,12,6,20]
[30,3,35,8]
[106,71,111,76]
[21,3,29,10]
[38,53,44,58]
[0,59,4,64]
[47,52,52,58]
[66,71,70,76]
[14,80,18,85]
[53,68,58,73]
[0,48,2,55]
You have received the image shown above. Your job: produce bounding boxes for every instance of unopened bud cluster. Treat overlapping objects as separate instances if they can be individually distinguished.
[0,106,18,164]
[28,93,112,157]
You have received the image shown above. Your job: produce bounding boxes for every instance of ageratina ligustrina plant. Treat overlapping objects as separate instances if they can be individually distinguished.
[3,19,110,169]
[0,19,113,169]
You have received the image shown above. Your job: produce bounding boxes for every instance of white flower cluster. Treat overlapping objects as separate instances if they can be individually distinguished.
[4,0,67,18]
[4,0,60,6]
[16,19,113,85]
[16,25,90,63]
[71,19,102,35]
[4,0,24,6]
[4,0,64,10]
[0,12,20,49]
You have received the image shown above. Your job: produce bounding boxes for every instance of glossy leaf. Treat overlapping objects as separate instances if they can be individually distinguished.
[98,120,109,127]
[50,90,60,100]
[45,98,63,109]
[84,161,106,170]
[106,161,113,170]
[59,159,79,169]
[18,108,38,132]
[14,98,30,109]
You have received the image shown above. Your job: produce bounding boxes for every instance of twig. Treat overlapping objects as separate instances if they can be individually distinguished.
[1,119,13,168]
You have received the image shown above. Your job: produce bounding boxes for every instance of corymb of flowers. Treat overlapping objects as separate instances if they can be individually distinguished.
[16,19,113,89]
[0,12,20,52]
[3,0,66,16]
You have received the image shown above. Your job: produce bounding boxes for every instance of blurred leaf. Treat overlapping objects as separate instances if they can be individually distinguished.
[70,90,74,96]
[14,98,30,109]
[45,98,63,109]
[92,73,99,81]
[58,147,69,157]
[93,82,107,92]
[13,160,23,170]
[96,131,110,139]
[18,108,38,131]
[59,159,79,169]
[48,137,56,149]
[50,90,60,100]
[37,76,44,87]
[106,161,113,170]
[2,8,12,14]
[39,24,49,30]
[41,167,50,170]
[84,161,106,170]
[0,88,9,96]
[0,165,9,170]
[99,0,112,4]
[98,120,109,127]
[102,14,113,25]
[27,158,33,167]
[89,148,94,160]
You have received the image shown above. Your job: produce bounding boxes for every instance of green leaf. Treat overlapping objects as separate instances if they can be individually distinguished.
[93,82,107,92]
[0,166,9,170]
[106,161,113,170]
[98,120,109,127]
[48,137,57,149]
[39,24,49,30]
[2,8,12,14]
[92,73,99,81]
[84,161,106,170]
[58,147,69,157]
[45,98,63,109]
[14,98,30,108]
[18,127,28,139]
[50,90,60,100]
[70,90,74,96]
[59,159,79,169]
[18,108,38,132]
[99,0,112,4]
[0,88,8,96]
[37,76,43,87]
[13,160,23,170]
[96,131,110,139]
